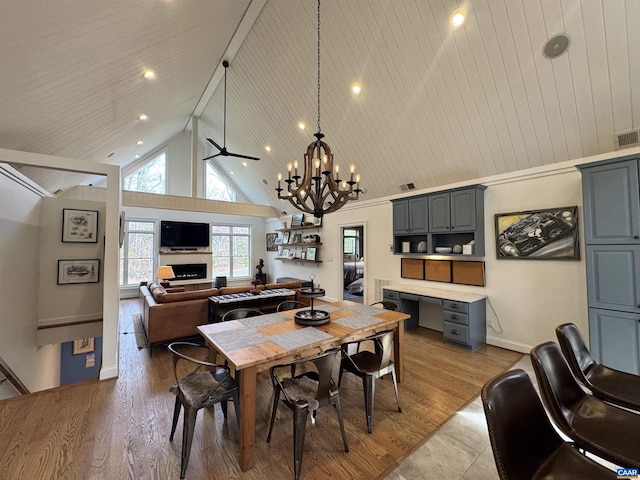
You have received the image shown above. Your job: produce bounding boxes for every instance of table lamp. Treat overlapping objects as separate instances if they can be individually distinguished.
[155,265,175,288]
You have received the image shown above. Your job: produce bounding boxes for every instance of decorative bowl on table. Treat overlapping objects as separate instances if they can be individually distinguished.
[434,246,453,254]
[295,287,330,325]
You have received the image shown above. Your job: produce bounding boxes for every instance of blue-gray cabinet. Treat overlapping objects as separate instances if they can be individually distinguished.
[392,196,428,235]
[428,188,478,232]
[579,156,640,374]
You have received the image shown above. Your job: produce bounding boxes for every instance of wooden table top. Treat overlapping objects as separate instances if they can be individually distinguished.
[198,300,409,372]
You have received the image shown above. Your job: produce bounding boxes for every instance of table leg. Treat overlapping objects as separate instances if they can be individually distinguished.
[237,365,257,471]
[394,320,404,383]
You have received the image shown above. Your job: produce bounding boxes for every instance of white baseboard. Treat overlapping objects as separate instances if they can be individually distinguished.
[486,335,531,354]
[100,364,118,380]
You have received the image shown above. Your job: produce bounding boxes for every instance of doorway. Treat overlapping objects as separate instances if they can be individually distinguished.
[342,225,364,303]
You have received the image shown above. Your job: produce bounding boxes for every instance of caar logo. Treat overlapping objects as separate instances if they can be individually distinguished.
[617,468,639,479]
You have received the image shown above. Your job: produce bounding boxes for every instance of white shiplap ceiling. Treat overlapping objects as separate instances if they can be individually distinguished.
[2,0,639,212]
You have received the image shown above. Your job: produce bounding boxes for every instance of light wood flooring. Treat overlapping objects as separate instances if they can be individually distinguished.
[0,300,521,479]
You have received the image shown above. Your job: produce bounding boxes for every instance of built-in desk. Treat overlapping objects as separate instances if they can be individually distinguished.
[383,284,487,351]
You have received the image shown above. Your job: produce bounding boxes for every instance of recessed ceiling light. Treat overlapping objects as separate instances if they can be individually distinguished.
[242,161,248,167]
[450,9,465,27]
[351,83,362,95]
[264,145,272,152]
[138,114,148,121]
[230,171,234,175]
[143,69,155,79]
[297,122,306,130]
[134,154,141,159]
[136,140,144,145]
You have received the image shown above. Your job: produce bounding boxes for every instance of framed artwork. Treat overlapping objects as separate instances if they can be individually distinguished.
[279,248,290,258]
[282,232,291,244]
[275,237,283,245]
[73,338,94,355]
[306,247,317,261]
[312,216,322,226]
[291,213,304,227]
[495,206,579,260]
[57,259,100,284]
[292,233,303,244]
[266,233,278,251]
[300,251,306,260]
[62,208,98,243]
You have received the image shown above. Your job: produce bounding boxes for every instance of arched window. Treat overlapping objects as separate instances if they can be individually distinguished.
[205,162,237,201]
[123,151,166,194]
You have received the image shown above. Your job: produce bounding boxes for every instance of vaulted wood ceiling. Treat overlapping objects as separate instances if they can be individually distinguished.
[2,0,639,211]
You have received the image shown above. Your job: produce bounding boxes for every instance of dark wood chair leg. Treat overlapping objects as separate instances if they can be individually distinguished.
[332,394,349,452]
[293,400,309,480]
[363,376,375,434]
[170,395,181,441]
[180,405,198,479]
[232,388,240,428]
[266,389,281,443]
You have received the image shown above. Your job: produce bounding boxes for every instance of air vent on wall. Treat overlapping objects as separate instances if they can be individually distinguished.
[614,129,640,150]
[399,183,416,192]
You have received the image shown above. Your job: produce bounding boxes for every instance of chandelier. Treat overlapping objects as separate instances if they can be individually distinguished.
[275,0,362,218]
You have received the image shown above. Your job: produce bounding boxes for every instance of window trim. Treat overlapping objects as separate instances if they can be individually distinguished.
[210,223,252,280]
[122,147,168,194]
[204,161,238,202]
[120,218,158,287]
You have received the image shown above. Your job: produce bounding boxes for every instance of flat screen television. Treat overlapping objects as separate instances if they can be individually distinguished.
[160,221,210,248]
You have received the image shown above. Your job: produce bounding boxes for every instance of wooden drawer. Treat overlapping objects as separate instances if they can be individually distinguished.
[443,300,469,314]
[443,321,470,345]
[383,289,400,301]
[442,310,469,326]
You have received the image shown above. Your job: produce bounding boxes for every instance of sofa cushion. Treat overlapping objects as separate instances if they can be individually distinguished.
[218,285,258,295]
[266,281,302,290]
[151,284,218,303]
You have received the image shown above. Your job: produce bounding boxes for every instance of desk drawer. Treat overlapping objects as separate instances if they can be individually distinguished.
[443,310,469,326]
[383,289,400,301]
[443,321,470,345]
[443,300,468,314]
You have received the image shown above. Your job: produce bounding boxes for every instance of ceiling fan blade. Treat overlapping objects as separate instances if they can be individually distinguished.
[206,138,223,151]
[202,152,223,161]
[227,151,260,161]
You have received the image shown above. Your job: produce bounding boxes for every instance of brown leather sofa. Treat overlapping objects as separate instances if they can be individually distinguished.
[139,280,304,353]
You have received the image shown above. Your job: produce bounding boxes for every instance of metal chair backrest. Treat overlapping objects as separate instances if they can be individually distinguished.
[276,301,308,312]
[369,301,399,311]
[221,307,263,322]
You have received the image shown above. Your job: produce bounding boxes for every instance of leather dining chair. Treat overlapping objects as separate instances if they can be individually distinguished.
[276,300,308,312]
[168,342,239,479]
[266,348,349,480]
[482,369,616,480]
[530,342,640,468]
[221,307,263,321]
[556,323,640,411]
[338,329,401,433]
[369,301,400,311]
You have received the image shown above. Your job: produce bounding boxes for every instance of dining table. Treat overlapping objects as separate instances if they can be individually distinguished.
[197,300,409,471]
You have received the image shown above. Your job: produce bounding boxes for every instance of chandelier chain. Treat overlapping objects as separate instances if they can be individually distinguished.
[317,0,321,134]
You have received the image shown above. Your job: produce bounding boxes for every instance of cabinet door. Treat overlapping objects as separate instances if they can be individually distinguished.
[408,196,428,234]
[450,189,476,231]
[428,193,450,232]
[589,308,640,374]
[586,245,640,313]
[392,200,409,234]
[582,159,640,244]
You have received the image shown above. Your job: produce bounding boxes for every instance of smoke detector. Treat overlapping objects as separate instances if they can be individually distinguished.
[543,34,570,59]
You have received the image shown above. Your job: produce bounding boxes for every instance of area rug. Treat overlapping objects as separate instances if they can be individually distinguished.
[132,313,149,349]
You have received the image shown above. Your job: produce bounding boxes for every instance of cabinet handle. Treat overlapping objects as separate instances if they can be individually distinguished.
[450,315,459,320]
[450,304,460,309]
[451,329,460,335]
[635,235,640,239]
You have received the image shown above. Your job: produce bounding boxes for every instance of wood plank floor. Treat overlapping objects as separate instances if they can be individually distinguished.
[0,300,521,479]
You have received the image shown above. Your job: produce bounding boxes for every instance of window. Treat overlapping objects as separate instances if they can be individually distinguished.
[211,225,251,279]
[120,220,156,286]
[123,151,166,194]
[205,163,237,201]
[343,228,361,256]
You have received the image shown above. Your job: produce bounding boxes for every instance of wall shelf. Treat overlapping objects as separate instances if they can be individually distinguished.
[276,225,321,233]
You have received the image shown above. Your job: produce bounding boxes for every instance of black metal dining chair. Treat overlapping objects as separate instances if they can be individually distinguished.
[221,307,263,321]
[168,342,239,479]
[276,300,308,312]
[266,348,349,480]
[338,329,401,433]
[369,301,400,311]
[530,342,640,468]
[482,368,616,480]
[556,322,640,411]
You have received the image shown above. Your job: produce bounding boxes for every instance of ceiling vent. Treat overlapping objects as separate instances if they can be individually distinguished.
[399,183,416,192]
[280,210,287,216]
[614,129,640,150]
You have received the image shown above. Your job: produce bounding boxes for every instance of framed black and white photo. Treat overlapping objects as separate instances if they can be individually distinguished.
[73,337,94,355]
[291,213,304,227]
[266,233,278,251]
[495,206,579,260]
[292,233,303,244]
[57,259,100,284]
[279,248,290,258]
[306,247,317,261]
[283,232,291,244]
[62,208,98,243]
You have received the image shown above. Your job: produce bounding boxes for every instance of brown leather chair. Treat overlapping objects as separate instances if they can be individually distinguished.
[338,330,401,433]
[369,301,399,311]
[482,369,616,480]
[266,348,349,480]
[556,323,640,411]
[530,342,640,468]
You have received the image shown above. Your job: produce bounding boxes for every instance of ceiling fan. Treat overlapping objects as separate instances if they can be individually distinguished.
[202,60,260,162]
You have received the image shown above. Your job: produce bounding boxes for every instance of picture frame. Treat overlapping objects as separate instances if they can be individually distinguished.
[62,208,98,243]
[495,206,579,260]
[282,231,291,244]
[279,248,290,258]
[275,237,283,245]
[306,247,317,261]
[300,251,306,260]
[57,259,100,284]
[118,211,126,248]
[73,337,94,355]
[266,233,278,251]
[312,216,322,227]
[292,233,303,244]
[291,213,304,227]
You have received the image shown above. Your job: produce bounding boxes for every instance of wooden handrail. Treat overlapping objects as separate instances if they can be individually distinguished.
[0,357,29,395]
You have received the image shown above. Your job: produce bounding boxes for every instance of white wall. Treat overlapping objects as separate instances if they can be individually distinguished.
[266,162,590,354]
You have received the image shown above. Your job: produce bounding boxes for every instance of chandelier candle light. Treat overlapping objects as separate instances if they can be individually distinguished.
[275,0,362,218]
